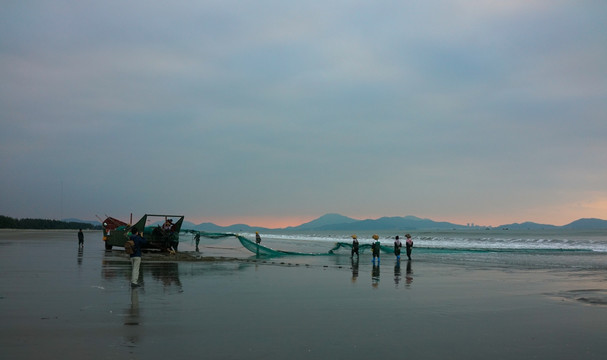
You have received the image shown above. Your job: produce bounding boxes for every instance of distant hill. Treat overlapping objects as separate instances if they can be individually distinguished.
[184,214,607,232]
[562,218,607,229]
[182,221,198,229]
[495,221,558,230]
[275,214,467,231]
[497,218,607,230]
[192,222,271,233]
[287,213,357,231]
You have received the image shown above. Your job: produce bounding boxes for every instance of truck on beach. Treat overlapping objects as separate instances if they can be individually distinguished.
[101,214,184,251]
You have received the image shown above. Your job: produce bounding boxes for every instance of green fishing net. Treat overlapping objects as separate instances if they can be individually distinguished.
[184,230,395,257]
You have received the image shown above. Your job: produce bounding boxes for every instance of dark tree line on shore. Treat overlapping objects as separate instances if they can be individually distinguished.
[0,215,101,230]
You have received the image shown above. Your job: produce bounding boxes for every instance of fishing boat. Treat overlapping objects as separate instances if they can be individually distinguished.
[101,214,184,251]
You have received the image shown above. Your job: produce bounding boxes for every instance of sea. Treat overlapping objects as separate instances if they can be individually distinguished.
[224,228,607,270]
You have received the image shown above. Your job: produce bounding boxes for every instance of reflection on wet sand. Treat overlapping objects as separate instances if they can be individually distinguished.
[150,263,183,290]
[372,263,380,288]
[405,260,413,287]
[101,252,183,292]
[125,288,140,326]
[351,257,359,283]
[77,247,83,266]
[123,288,142,348]
[394,261,401,287]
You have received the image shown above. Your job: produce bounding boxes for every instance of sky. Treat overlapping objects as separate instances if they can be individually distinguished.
[1,0,606,228]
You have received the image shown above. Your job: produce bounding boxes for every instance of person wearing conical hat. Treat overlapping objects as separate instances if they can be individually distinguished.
[351,234,359,258]
[255,231,261,244]
[371,234,381,264]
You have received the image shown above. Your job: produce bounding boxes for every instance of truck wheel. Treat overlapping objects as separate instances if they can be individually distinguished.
[105,243,113,250]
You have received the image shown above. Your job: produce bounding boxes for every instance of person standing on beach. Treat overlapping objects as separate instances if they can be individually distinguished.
[129,228,147,288]
[351,234,359,258]
[255,231,262,244]
[77,229,84,247]
[394,235,402,261]
[371,234,381,264]
[194,233,200,252]
[405,233,413,260]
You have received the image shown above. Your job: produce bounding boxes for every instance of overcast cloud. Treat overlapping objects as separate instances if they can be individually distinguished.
[1,0,606,227]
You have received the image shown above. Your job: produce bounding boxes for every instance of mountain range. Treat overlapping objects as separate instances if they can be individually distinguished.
[68,214,607,232]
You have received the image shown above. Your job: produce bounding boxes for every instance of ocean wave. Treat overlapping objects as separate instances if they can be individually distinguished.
[239,231,607,253]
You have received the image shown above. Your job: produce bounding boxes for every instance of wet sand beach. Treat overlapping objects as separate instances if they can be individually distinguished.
[1,229,607,360]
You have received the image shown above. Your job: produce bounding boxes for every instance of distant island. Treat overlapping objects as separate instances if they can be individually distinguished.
[3,213,606,232]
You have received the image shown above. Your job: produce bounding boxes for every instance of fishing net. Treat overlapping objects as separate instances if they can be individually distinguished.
[183,230,310,256]
[184,230,395,257]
